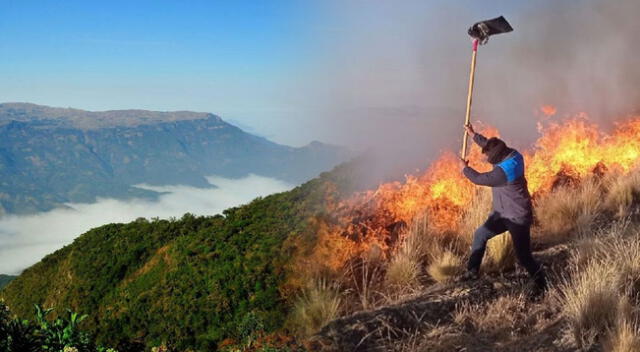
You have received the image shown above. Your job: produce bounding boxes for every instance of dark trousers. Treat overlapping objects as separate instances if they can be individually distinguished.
[467,212,546,287]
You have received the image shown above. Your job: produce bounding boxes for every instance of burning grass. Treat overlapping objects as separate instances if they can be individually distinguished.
[294,113,640,347]
[309,114,640,283]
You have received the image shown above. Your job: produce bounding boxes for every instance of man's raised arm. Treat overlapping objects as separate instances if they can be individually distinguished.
[465,124,488,148]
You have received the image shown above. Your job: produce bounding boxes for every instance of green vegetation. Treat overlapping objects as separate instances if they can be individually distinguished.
[0,301,116,352]
[0,165,354,350]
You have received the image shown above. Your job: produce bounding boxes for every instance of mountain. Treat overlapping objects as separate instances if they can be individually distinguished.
[0,103,350,214]
[0,274,16,289]
[0,159,360,350]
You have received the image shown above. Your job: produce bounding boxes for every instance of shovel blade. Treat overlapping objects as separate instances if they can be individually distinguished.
[468,16,513,41]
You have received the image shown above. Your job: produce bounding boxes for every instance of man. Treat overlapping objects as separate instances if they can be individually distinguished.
[459,123,547,295]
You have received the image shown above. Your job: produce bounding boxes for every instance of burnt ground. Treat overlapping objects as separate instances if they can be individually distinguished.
[307,244,602,352]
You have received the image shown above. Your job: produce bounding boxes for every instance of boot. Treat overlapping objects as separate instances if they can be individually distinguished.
[527,271,548,301]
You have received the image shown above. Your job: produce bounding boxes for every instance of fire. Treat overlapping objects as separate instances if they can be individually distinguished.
[315,112,640,270]
[540,105,557,117]
[526,114,640,193]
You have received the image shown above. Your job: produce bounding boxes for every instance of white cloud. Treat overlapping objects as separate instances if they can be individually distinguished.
[0,175,293,275]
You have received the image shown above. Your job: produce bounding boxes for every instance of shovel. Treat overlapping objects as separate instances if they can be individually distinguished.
[461,16,513,160]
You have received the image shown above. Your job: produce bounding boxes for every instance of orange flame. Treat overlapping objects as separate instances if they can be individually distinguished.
[314,113,640,272]
[540,105,557,117]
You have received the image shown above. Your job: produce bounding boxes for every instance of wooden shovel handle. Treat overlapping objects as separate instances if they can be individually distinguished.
[461,39,479,160]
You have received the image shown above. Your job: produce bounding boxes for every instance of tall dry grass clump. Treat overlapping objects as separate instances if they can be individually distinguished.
[604,169,640,217]
[558,223,640,348]
[603,317,640,352]
[458,187,515,273]
[390,213,464,285]
[483,233,515,273]
[558,259,620,346]
[385,230,422,289]
[426,249,462,283]
[290,278,342,337]
[534,178,603,243]
[458,187,492,245]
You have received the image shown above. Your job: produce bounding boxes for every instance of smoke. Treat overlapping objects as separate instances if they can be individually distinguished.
[0,175,292,275]
[305,0,640,184]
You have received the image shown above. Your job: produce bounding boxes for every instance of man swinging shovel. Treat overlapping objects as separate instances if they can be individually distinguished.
[458,16,547,298]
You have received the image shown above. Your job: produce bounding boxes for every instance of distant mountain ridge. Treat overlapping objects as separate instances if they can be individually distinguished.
[0,274,16,289]
[0,103,351,214]
[0,102,213,129]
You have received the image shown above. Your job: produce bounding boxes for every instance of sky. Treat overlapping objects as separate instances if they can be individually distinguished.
[1,1,637,151]
[0,0,324,144]
[0,0,531,147]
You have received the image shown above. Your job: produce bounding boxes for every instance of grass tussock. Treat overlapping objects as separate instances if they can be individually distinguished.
[558,260,620,346]
[426,249,463,283]
[558,223,640,348]
[385,247,421,289]
[534,178,603,243]
[605,170,640,217]
[290,278,342,337]
[603,317,640,352]
[458,187,492,244]
[483,233,515,273]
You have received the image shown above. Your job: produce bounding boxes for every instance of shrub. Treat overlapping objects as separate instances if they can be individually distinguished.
[0,302,116,352]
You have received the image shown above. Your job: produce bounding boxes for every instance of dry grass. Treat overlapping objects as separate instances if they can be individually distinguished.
[458,187,493,245]
[426,249,463,283]
[390,325,464,352]
[603,317,640,352]
[290,278,342,337]
[385,250,421,289]
[453,293,527,339]
[534,178,603,243]
[382,224,426,304]
[612,243,640,303]
[557,260,620,347]
[605,169,640,217]
[558,223,640,348]
[457,187,516,273]
[483,233,515,273]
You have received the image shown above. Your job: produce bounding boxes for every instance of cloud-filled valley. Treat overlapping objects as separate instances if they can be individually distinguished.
[0,174,292,275]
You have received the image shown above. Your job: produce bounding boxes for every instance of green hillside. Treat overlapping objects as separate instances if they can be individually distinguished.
[0,162,358,351]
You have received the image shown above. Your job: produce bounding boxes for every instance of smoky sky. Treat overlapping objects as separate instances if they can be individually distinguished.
[0,175,292,275]
[302,0,640,180]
